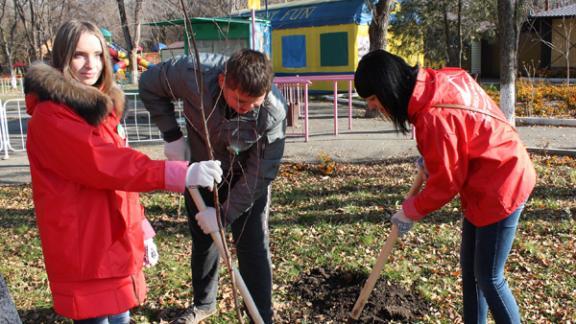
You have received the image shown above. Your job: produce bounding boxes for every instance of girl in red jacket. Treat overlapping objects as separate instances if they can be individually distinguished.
[24,20,222,323]
[354,50,536,324]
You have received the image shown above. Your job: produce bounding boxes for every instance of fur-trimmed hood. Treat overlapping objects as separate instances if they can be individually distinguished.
[24,62,124,126]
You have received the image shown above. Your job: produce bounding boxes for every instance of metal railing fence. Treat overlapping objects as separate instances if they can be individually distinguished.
[0,75,357,159]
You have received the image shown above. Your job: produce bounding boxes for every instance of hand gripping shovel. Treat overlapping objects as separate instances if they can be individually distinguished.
[350,224,399,320]
[350,167,424,319]
[188,187,264,324]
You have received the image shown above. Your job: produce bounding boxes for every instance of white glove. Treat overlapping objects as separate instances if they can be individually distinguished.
[390,209,414,237]
[143,238,159,267]
[195,207,219,234]
[164,137,190,161]
[186,160,223,190]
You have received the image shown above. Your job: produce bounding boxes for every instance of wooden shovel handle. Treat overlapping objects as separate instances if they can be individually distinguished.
[188,188,227,257]
[188,187,264,324]
[350,224,399,320]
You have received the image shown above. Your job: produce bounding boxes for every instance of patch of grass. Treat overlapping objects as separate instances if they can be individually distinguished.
[0,155,574,323]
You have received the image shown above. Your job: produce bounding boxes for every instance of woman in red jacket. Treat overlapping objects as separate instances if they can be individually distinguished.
[354,50,536,324]
[25,20,222,323]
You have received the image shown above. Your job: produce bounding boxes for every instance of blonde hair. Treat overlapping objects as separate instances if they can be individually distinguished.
[52,20,114,95]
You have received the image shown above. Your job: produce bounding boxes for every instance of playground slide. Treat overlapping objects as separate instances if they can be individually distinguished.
[108,42,153,73]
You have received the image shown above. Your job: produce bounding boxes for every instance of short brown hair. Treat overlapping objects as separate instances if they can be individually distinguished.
[224,49,273,97]
[51,20,115,95]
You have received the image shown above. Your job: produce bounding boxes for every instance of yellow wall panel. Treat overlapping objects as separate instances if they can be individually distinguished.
[273,24,360,74]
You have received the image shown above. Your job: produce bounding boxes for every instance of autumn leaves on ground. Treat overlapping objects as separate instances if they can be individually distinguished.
[0,155,574,323]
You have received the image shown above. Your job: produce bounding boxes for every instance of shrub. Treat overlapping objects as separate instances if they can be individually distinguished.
[483,81,576,117]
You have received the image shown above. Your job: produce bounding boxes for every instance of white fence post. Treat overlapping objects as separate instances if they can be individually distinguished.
[0,99,9,159]
[121,92,168,145]
[2,98,28,157]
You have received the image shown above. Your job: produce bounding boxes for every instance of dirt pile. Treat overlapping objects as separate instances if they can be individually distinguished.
[286,267,430,323]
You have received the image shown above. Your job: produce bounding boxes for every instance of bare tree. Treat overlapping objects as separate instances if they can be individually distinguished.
[13,0,41,61]
[12,0,77,63]
[116,0,144,85]
[0,0,19,88]
[115,0,243,85]
[170,0,248,322]
[498,0,531,122]
[558,16,575,83]
[530,15,574,84]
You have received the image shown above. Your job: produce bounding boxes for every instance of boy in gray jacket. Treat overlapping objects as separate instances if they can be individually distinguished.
[139,49,287,324]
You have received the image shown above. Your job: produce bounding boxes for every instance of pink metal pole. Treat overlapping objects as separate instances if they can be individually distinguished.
[333,81,338,136]
[348,79,353,130]
[304,82,309,142]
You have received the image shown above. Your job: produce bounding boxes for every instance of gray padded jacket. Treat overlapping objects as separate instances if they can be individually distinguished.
[139,53,287,223]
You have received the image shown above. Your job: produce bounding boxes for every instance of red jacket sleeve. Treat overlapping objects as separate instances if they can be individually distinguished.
[403,112,469,220]
[28,103,166,192]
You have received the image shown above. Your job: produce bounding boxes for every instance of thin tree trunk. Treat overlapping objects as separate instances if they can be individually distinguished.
[4,47,17,88]
[443,4,454,66]
[116,0,134,83]
[563,17,572,84]
[498,0,524,124]
[0,0,17,88]
[1,38,15,88]
[130,0,143,85]
[117,0,132,50]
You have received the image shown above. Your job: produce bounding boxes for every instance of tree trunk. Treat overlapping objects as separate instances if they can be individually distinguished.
[368,0,392,51]
[4,47,17,89]
[563,17,572,85]
[116,0,134,84]
[366,0,393,118]
[116,0,132,51]
[498,0,528,124]
[442,4,459,66]
[0,0,18,89]
[1,36,16,89]
[130,0,143,85]
[14,0,40,61]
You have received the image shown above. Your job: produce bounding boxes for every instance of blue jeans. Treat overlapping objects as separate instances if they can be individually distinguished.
[73,311,130,324]
[460,205,524,324]
[184,185,273,324]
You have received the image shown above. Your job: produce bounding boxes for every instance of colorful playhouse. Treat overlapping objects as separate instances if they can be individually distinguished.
[100,28,155,81]
[239,0,423,91]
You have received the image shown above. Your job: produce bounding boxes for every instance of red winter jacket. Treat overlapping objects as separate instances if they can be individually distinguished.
[402,68,536,226]
[24,63,186,319]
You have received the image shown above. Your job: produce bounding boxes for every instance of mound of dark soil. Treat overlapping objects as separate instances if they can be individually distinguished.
[286,267,430,323]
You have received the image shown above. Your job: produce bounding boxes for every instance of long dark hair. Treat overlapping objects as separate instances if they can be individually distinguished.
[354,50,419,134]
